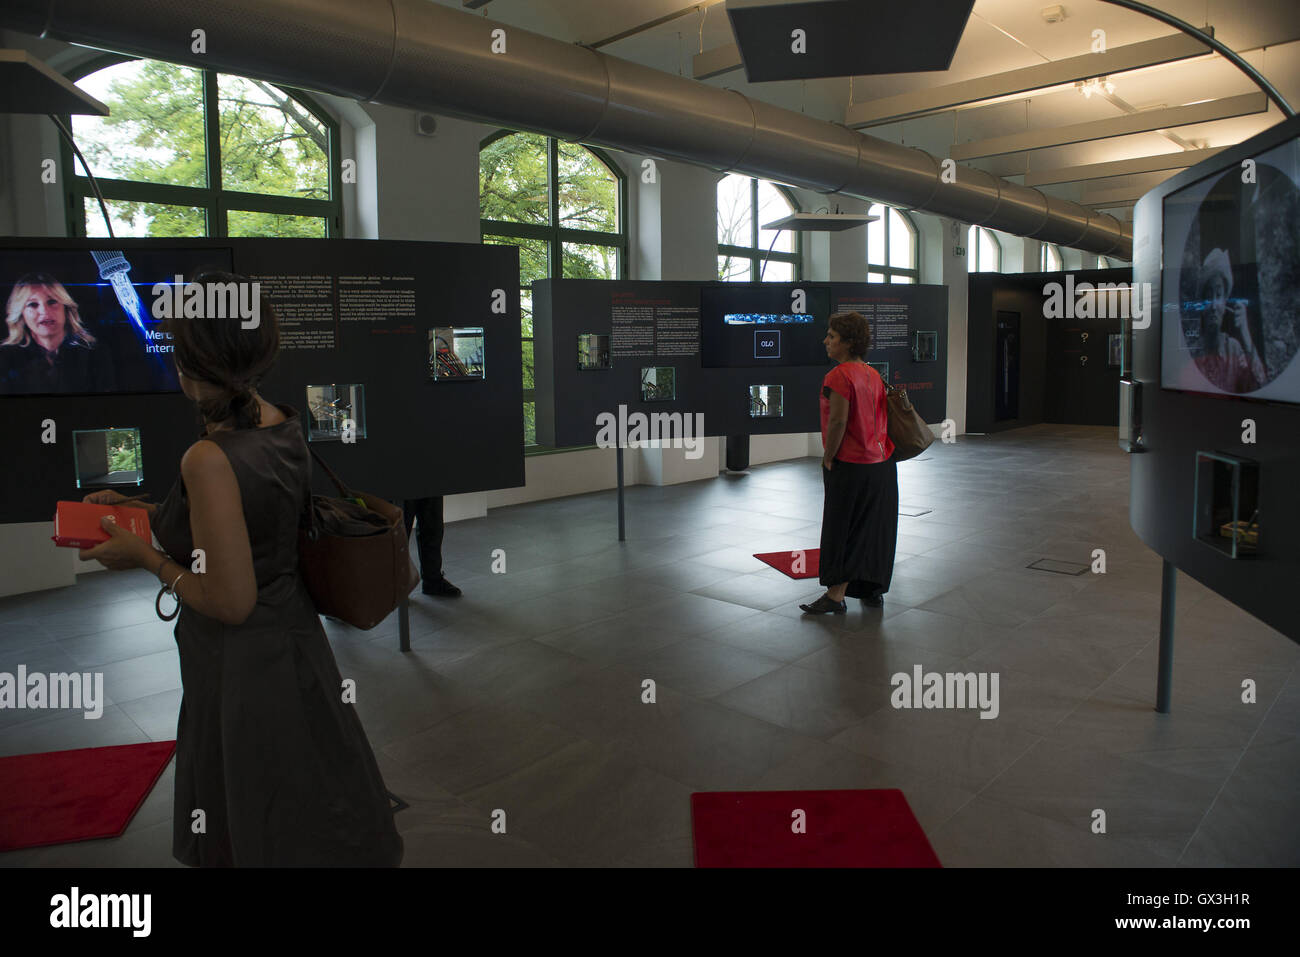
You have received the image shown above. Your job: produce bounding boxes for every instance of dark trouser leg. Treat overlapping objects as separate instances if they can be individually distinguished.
[402,496,445,581]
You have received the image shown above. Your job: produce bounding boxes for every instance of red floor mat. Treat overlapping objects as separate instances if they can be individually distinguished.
[692,788,942,867]
[0,741,175,852]
[753,548,819,579]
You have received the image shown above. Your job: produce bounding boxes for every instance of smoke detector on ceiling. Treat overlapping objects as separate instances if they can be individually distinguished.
[1041,5,1067,23]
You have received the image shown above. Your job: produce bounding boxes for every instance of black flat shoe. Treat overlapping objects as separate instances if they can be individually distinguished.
[799,594,847,615]
[423,576,462,597]
[860,593,884,607]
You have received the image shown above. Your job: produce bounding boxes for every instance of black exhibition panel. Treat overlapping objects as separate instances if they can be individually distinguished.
[0,237,523,525]
[966,269,1130,433]
[535,279,948,449]
[1130,113,1300,641]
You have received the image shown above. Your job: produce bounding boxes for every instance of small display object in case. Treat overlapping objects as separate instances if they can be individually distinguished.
[74,427,143,488]
[912,331,938,362]
[868,361,890,383]
[748,384,784,418]
[641,366,676,402]
[306,384,366,442]
[1194,451,1259,558]
[578,334,611,370]
[430,327,485,380]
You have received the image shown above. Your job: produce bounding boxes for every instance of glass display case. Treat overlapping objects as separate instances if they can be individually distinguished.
[306,384,366,442]
[578,333,611,370]
[73,427,143,488]
[640,366,676,402]
[1194,451,1259,558]
[748,384,784,418]
[430,327,486,380]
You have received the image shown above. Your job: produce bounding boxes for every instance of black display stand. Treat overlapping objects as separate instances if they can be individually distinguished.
[726,434,751,471]
[0,237,526,650]
[1156,560,1176,713]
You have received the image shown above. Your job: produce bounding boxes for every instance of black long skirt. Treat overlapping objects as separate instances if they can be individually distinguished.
[818,457,899,599]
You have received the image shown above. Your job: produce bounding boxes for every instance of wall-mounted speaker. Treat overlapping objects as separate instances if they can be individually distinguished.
[415,113,438,137]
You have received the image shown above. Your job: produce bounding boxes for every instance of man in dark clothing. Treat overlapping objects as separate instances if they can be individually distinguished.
[402,496,460,597]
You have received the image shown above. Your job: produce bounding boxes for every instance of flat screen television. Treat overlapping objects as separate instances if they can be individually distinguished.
[700,283,831,368]
[0,246,234,396]
[1160,135,1300,404]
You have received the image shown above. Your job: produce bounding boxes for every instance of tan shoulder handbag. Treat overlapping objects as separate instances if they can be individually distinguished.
[885,385,936,462]
[298,449,419,629]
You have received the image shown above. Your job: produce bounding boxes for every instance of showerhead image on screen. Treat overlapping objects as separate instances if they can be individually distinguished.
[0,247,234,397]
[1161,136,1300,403]
[700,284,831,368]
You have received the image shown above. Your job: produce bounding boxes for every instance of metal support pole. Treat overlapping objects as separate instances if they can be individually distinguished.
[1155,559,1176,713]
[616,445,626,542]
[398,592,411,653]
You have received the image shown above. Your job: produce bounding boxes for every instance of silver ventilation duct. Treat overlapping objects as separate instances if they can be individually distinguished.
[3,0,1132,257]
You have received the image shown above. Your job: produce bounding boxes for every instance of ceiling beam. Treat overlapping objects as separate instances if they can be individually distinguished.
[1023,147,1224,185]
[950,92,1267,161]
[1084,195,1139,209]
[693,42,741,80]
[586,0,728,49]
[845,32,1210,128]
[1079,172,1172,206]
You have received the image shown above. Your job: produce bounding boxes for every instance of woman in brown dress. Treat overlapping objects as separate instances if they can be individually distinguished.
[80,272,402,866]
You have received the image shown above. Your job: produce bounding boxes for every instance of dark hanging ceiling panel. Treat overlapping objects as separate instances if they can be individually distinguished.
[725,0,976,82]
[0,50,108,114]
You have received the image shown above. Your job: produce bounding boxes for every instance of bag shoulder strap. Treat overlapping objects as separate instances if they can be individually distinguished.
[307,446,354,498]
[299,447,353,538]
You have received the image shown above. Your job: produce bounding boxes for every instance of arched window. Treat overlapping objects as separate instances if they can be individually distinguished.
[866,204,919,283]
[1099,255,1114,269]
[480,130,627,447]
[967,226,1002,273]
[65,57,341,238]
[1040,243,1064,272]
[717,174,803,282]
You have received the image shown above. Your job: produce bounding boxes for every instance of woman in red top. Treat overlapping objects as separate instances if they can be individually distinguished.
[800,311,899,614]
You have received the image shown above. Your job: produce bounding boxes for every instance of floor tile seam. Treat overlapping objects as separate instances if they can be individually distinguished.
[987,726,1243,809]
[697,658,896,730]
[1173,663,1298,866]
[962,782,1212,865]
[441,728,681,827]
[831,725,1047,795]
[518,598,680,644]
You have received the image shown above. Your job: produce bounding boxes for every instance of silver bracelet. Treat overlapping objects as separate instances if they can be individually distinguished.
[155,571,185,622]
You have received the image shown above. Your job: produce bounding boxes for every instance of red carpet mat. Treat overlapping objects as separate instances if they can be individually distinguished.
[753,548,819,579]
[691,788,942,867]
[0,741,175,852]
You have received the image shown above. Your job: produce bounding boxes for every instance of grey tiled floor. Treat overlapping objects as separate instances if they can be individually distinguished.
[1,424,1297,867]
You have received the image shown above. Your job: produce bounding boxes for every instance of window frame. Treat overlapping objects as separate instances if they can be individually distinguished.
[866,203,920,283]
[61,53,343,239]
[716,175,804,282]
[968,225,1003,273]
[479,129,629,451]
[1040,243,1064,272]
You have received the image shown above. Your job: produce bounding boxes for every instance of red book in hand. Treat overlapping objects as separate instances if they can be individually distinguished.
[52,501,152,549]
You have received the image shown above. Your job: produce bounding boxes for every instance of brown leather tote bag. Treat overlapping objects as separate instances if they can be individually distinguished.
[298,448,419,629]
[885,385,936,462]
